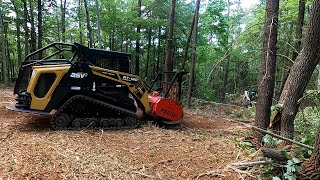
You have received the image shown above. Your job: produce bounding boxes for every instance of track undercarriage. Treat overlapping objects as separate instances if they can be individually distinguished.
[50,95,141,130]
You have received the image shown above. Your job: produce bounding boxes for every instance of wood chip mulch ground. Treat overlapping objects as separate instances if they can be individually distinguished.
[0,88,256,179]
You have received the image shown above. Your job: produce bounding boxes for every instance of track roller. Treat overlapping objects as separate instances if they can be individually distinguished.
[125,116,139,127]
[115,118,125,127]
[51,113,71,129]
[72,119,81,128]
[100,119,110,128]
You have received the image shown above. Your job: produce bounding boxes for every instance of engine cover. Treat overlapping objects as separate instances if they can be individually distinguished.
[149,92,183,123]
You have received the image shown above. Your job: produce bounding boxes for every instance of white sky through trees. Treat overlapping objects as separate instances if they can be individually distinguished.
[241,0,259,8]
[186,0,260,9]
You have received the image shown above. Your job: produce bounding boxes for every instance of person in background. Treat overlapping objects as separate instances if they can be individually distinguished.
[244,90,257,107]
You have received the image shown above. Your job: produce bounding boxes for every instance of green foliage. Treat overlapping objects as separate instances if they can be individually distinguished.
[245,106,256,119]
[295,107,320,151]
[2,0,266,101]
[283,158,301,180]
[271,104,284,112]
[270,158,301,180]
[234,138,256,156]
[263,134,283,147]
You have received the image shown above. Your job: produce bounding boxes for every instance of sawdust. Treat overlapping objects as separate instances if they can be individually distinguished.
[0,88,255,179]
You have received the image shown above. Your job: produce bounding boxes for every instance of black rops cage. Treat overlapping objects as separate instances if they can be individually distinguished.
[14,42,131,95]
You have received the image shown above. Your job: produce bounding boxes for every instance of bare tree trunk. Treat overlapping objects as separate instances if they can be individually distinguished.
[135,0,141,75]
[164,0,176,80]
[254,0,279,143]
[298,124,320,179]
[317,65,320,89]
[180,14,195,72]
[37,0,43,59]
[78,0,83,44]
[111,29,115,50]
[11,0,22,66]
[61,0,67,43]
[145,28,152,78]
[125,33,128,53]
[221,0,231,101]
[276,0,306,101]
[152,37,156,78]
[5,34,14,80]
[95,0,102,48]
[292,0,320,177]
[0,0,8,85]
[120,32,123,52]
[293,0,306,61]
[156,27,161,75]
[109,29,112,50]
[29,0,37,53]
[23,0,29,57]
[84,0,93,47]
[186,0,200,109]
[277,0,320,140]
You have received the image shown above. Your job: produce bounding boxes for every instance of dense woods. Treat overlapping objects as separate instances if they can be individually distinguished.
[1,0,320,179]
[0,0,261,99]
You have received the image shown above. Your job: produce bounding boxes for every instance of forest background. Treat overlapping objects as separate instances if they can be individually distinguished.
[1,0,320,178]
[0,0,281,101]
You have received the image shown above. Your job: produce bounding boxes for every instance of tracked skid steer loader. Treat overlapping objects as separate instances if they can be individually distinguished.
[7,43,187,130]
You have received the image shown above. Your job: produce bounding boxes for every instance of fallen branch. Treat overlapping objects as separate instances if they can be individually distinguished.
[239,121,313,150]
[261,148,288,162]
[230,160,272,168]
[195,170,225,179]
[227,166,256,179]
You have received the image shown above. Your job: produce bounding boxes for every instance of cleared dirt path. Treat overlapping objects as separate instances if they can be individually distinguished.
[0,88,250,179]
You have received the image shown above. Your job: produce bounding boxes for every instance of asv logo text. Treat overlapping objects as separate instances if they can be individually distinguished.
[122,76,138,82]
[70,72,88,78]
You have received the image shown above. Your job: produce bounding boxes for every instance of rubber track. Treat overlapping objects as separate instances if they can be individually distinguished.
[50,95,141,130]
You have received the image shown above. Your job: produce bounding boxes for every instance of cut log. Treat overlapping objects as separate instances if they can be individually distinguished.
[261,148,288,163]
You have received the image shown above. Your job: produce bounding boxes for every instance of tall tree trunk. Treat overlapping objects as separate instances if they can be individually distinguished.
[61,0,67,43]
[5,34,13,80]
[293,0,306,61]
[109,28,112,50]
[152,37,156,79]
[135,0,141,75]
[296,3,320,176]
[317,65,320,89]
[145,28,152,78]
[164,0,176,81]
[186,0,200,109]
[111,29,115,50]
[222,47,231,101]
[254,0,279,143]
[37,0,43,59]
[120,32,123,51]
[56,15,60,42]
[17,17,22,67]
[221,0,231,101]
[156,27,161,75]
[180,13,195,72]
[298,124,320,179]
[23,0,29,57]
[29,0,36,53]
[11,0,22,66]
[276,0,306,101]
[95,0,102,48]
[125,33,128,53]
[78,0,83,44]
[84,0,93,47]
[277,0,320,140]
[0,0,8,85]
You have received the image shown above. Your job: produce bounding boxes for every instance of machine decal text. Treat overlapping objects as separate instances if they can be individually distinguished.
[70,72,88,78]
